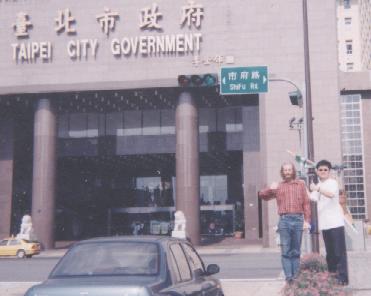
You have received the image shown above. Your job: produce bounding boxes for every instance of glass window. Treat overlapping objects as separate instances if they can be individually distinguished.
[346,63,354,71]
[87,113,99,137]
[225,107,243,132]
[106,112,123,136]
[217,109,226,132]
[169,244,191,281]
[345,17,352,25]
[99,114,106,136]
[168,245,182,282]
[344,0,351,9]
[160,110,175,135]
[135,177,161,207]
[199,108,217,133]
[50,242,159,277]
[0,240,8,246]
[181,243,205,273]
[58,114,69,138]
[340,94,366,220]
[200,175,228,205]
[346,40,353,54]
[143,110,160,135]
[9,239,20,246]
[69,113,87,138]
[123,111,142,136]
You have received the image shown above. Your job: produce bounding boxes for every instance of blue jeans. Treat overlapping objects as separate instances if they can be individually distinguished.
[278,214,304,281]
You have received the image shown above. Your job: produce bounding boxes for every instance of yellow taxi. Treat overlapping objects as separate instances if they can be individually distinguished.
[0,237,41,258]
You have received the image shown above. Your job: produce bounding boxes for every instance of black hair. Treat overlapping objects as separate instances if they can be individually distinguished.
[316,159,332,170]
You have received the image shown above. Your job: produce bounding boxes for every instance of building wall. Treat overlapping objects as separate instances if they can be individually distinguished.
[0,0,342,245]
[337,0,371,71]
[337,0,362,71]
[359,0,371,70]
[362,95,371,219]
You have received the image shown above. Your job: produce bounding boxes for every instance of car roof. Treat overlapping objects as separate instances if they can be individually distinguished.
[74,235,186,246]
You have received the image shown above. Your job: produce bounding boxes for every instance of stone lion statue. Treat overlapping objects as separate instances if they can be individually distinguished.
[171,210,186,239]
[17,215,37,241]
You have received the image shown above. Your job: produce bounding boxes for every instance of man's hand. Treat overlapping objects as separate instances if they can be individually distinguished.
[310,182,319,192]
[303,221,311,230]
[270,182,279,190]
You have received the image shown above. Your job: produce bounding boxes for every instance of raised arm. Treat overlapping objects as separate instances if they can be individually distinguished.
[258,182,278,201]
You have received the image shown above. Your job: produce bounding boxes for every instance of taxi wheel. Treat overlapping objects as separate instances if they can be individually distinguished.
[16,250,26,258]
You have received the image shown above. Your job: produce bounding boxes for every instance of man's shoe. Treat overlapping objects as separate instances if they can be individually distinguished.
[286,278,294,285]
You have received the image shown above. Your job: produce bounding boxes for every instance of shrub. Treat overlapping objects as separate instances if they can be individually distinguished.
[281,253,350,296]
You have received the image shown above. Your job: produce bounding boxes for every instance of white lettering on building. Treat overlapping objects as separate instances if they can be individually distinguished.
[13,12,33,38]
[96,8,119,36]
[110,33,202,56]
[180,1,204,28]
[55,9,76,34]
[140,3,163,30]
[11,42,52,63]
[67,39,99,59]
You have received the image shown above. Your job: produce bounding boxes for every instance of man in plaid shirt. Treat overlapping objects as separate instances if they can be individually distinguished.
[259,162,311,283]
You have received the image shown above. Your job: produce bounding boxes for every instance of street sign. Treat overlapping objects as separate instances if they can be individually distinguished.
[220,66,268,95]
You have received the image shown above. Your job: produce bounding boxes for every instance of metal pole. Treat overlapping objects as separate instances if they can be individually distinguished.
[302,0,319,253]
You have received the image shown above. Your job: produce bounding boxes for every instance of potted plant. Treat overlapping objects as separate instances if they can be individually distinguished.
[234,201,244,239]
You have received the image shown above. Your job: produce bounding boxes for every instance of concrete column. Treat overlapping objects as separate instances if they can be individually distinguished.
[0,117,14,238]
[31,99,57,249]
[175,92,200,245]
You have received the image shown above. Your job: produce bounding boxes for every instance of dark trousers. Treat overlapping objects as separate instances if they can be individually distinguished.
[322,226,348,282]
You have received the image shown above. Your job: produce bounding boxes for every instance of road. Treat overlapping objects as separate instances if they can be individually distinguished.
[0,253,281,282]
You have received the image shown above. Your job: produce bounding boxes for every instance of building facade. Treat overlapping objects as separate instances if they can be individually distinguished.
[337,0,371,71]
[0,0,343,248]
[339,71,371,221]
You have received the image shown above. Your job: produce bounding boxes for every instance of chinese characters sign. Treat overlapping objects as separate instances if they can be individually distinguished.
[220,66,268,95]
[9,2,206,63]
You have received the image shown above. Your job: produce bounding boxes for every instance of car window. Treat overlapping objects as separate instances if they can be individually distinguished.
[9,239,21,246]
[0,240,8,246]
[169,243,192,282]
[181,243,205,273]
[50,241,159,277]
[168,245,182,283]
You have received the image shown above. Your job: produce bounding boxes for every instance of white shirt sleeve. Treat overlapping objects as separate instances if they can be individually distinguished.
[322,178,339,198]
[310,191,320,202]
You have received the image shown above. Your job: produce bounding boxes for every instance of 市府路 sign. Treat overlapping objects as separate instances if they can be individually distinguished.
[220,66,268,95]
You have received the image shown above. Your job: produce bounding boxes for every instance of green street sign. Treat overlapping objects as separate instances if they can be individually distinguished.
[220,66,268,95]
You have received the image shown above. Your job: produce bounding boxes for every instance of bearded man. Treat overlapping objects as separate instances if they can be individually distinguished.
[259,162,311,283]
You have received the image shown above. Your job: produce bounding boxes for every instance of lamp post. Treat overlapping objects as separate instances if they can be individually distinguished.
[302,0,319,253]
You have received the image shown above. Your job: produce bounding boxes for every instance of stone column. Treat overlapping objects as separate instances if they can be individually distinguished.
[31,99,57,249]
[0,117,14,238]
[175,92,200,245]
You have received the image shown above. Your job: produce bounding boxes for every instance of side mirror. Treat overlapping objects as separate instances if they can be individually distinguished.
[206,264,220,275]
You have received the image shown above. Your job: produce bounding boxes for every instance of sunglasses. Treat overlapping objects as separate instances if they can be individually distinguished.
[317,168,329,172]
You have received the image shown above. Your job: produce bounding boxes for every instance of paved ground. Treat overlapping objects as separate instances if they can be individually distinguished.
[1,235,370,296]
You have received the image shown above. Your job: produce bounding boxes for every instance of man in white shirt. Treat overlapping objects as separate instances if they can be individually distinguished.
[310,159,348,285]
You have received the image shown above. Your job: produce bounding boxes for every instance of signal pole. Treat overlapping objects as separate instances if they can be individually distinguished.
[302,0,319,253]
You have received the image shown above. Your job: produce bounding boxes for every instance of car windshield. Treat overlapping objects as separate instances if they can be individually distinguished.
[50,241,159,277]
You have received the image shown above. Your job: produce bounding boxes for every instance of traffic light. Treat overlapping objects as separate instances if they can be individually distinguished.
[178,74,218,87]
[289,90,303,107]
